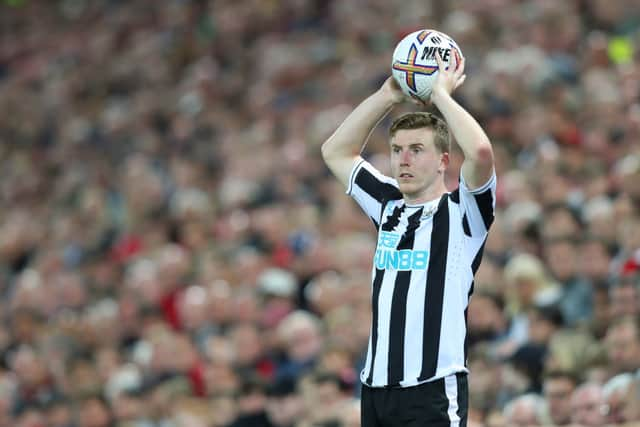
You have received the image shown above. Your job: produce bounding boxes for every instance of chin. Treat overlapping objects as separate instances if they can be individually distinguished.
[399,187,420,199]
[397,183,412,194]
[398,181,418,192]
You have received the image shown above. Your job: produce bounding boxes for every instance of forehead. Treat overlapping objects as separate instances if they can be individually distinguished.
[572,386,601,402]
[390,128,435,146]
[545,377,575,392]
[609,321,639,337]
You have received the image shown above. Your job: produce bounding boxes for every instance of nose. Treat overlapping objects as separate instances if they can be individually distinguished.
[400,149,411,165]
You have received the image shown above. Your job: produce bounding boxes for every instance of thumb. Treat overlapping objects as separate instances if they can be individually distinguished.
[454,75,467,90]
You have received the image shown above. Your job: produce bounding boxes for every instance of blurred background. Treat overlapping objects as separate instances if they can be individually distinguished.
[1,0,640,426]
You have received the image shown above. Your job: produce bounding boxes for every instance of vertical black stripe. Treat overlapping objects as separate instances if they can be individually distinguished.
[462,213,471,237]
[387,208,423,385]
[464,283,475,366]
[420,195,450,380]
[433,377,451,420]
[365,269,384,385]
[473,190,494,230]
[464,244,485,366]
[456,373,469,426]
[471,241,486,275]
[355,167,403,203]
[463,306,469,365]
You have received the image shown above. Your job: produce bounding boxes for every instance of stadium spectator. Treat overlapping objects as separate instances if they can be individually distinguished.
[542,370,578,426]
[604,316,640,376]
[570,381,607,426]
[274,310,324,382]
[0,0,639,425]
[609,277,640,320]
[603,372,636,425]
[502,393,545,426]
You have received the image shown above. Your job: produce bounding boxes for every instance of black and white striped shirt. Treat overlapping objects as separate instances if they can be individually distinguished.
[347,158,497,388]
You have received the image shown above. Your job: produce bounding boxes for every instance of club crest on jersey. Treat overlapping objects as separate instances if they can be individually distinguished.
[421,204,438,219]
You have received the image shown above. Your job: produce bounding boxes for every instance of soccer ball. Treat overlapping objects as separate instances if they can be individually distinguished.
[391,29,464,101]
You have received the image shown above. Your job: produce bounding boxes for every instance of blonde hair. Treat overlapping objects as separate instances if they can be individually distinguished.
[389,112,450,154]
[504,253,558,314]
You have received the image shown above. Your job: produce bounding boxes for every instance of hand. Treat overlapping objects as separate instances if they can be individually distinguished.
[431,49,466,100]
[380,76,406,105]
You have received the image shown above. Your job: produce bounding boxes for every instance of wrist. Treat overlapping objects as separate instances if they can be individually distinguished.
[376,86,402,107]
[430,87,451,105]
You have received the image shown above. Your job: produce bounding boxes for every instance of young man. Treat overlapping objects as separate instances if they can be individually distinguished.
[321,52,496,426]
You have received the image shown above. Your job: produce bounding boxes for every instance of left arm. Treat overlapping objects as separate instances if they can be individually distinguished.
[430,53,494,189]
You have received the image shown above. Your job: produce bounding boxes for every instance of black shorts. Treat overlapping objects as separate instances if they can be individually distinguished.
[361,372,468,427]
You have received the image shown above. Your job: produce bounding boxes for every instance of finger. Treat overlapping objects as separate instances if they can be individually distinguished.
[455,53,466,76]
[454,74,467,90]
[451,50,461,77]
[451,49,459,73]
[435,50,445,71]
[455,75,466,89]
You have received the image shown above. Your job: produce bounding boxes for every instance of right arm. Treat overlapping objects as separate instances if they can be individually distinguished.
[321,77,405,188]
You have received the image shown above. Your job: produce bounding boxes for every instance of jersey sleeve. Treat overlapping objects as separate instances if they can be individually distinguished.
[457,171,497,239]
[346,158,402,228]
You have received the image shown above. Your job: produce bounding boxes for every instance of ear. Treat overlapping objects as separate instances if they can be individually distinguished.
[439,152,450,172]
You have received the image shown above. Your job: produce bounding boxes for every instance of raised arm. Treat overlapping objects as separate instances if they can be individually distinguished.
[321,78,405,188]
[431,53,494,189]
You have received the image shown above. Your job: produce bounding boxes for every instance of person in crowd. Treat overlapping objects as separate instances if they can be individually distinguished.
[502,393,545,426]
[0,1,639,426]
[542,370,578,426]
[570,382,607,427]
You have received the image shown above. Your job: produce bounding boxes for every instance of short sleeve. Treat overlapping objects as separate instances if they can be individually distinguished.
[456,171,497,238]
[347,159,402,228]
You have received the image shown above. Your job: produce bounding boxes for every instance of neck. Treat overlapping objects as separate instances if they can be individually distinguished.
[404,181,447,205]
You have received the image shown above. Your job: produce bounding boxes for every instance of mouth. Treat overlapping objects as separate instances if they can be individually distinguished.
[399,173,414,179]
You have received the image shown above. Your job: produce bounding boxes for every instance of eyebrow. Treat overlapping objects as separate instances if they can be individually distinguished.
[391,142,425,149]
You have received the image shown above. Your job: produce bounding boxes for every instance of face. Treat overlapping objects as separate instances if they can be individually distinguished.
[605,388,628,424]
[390,128,447,203]
[541,208,579,240]
[507,402,539,426]
[544,377,575,425]
[286,324,322,362]
[605,321,640,372]
[622,379,640,422]
[527,310,555,344]
[610,284,640,318]
[78,398,111,427]
[579,240,611,280]
[231,324,262,365]
[570,385,606,426]
[544,240,577,282]
[266,395,304,426]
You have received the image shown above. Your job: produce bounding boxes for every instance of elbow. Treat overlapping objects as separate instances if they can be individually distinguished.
[321,137,345,162]
[473,142,494,167]
[321,140,332,161]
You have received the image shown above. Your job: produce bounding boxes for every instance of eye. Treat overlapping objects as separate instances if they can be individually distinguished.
[412,147,422,153]
[392,146,401,153]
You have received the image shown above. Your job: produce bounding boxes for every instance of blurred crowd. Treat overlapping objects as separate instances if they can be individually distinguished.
[0,0,640,426]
